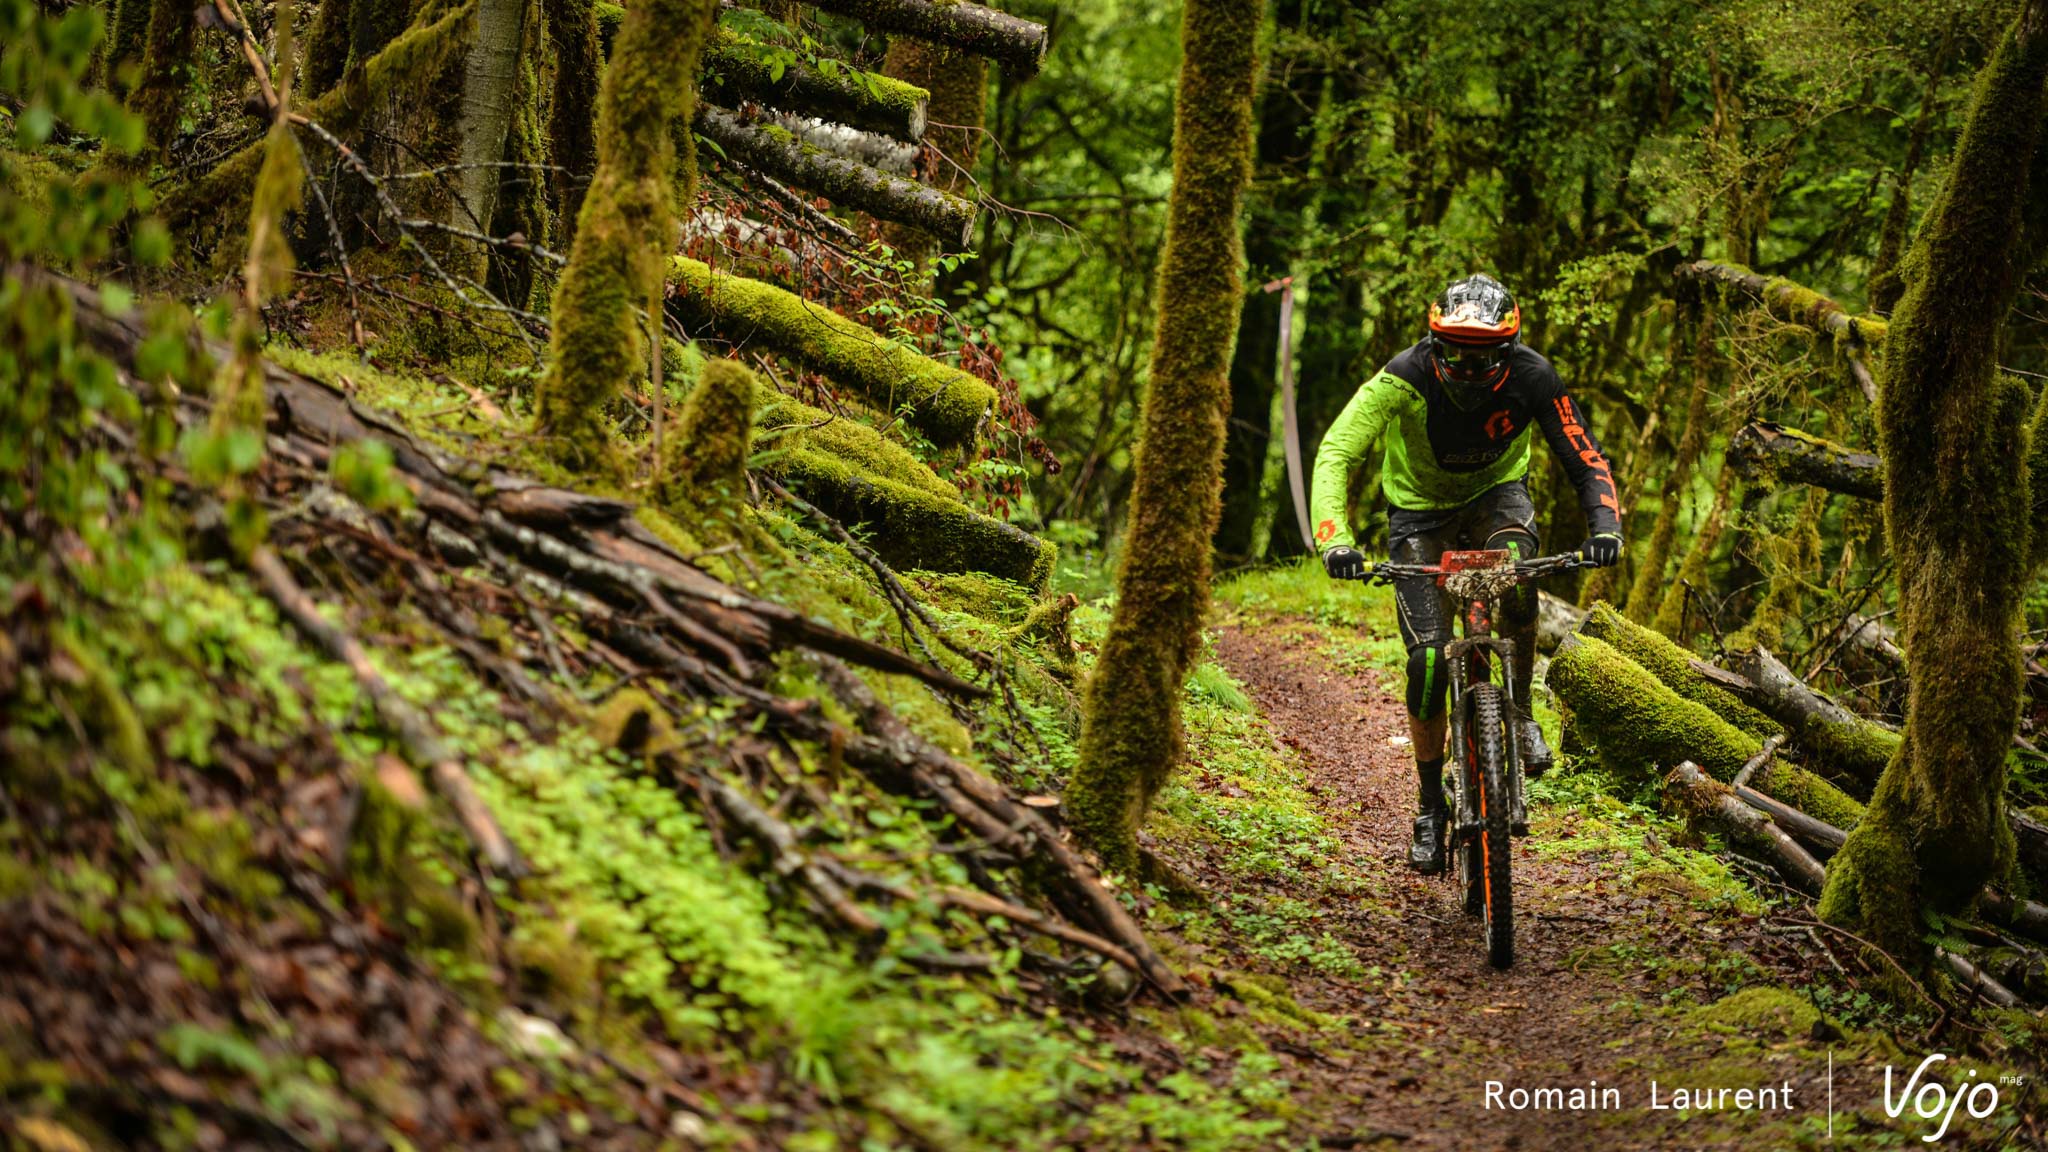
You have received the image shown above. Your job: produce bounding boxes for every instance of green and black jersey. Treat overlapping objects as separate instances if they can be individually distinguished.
[1310,341,1620,550]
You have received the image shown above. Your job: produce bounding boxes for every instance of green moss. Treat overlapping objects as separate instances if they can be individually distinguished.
[1548,633,1756,786]
[126,0,198,154]
[54,626,152,773]
[662,358,756,513]
[667,257,996,447]
[1652,425,1739,640]
[535,0,719,469]
[302,0,355,97]
[1066,0,1263,871]
[756,386,958,501]
[1580,602,1778,739]
[703,27,929,140]
[349,770,481,956]
[1687,986,1819,1039]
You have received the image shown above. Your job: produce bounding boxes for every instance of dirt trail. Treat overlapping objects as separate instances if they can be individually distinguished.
[1185,621,1886,1151]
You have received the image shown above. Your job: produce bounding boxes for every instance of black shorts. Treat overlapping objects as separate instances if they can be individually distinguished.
[1387,480,1539,652]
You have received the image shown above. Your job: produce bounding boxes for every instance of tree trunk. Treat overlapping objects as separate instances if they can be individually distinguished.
[1818,0,2048,964]
[1065,0,1263,871]
[1215,3,1321,562]
[1623,305,1714,621]
[807,0,1047,78]
[450,0,528,231]
[544,0,600,235]
[534,0,719,469]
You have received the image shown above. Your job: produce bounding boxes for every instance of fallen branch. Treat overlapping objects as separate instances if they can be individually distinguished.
[1731,733,1785,788]
[812,655,1188,998]
[247,545,523,876]
[1666,762,1826,891]
[1673,260,1888,348]
[1731,646,1895,794]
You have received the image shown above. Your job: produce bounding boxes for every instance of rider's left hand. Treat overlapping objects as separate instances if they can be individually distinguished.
[1582,532,1623,568]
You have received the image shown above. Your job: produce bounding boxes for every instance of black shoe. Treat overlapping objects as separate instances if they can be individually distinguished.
[1409,808,1448,874]
[1517,714,1553,780]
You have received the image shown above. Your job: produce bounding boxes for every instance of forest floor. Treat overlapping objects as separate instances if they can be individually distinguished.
[1113,565,2042,1151]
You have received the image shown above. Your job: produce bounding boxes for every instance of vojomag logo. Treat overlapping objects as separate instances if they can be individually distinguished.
[1883,1054,2002,1142]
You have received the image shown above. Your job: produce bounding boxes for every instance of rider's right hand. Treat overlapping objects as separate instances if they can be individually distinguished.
[1322,545,1368,580]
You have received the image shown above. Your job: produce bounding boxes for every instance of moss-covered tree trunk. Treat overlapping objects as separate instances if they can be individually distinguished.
[1624,305,1714,622]
[1065,0,1263,871]
[535,0,718,468]
[1817,0,2048,963]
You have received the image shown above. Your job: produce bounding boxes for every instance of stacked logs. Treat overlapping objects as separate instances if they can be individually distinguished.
[1548,598,2048,1005]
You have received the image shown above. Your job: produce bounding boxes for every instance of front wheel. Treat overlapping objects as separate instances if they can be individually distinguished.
[1459,681,1515,968]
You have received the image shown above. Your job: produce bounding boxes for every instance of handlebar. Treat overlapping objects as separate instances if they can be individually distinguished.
[1340,552,1595,587]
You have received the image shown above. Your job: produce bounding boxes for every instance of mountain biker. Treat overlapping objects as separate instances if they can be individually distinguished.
[1311,273,1621,875]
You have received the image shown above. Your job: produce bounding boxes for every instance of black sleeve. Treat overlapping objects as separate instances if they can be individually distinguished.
[1522,357,1621,536]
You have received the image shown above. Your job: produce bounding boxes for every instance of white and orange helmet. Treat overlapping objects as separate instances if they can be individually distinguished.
[1428,274,1520,403]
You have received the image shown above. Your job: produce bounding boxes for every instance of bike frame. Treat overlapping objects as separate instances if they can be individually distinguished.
[1437,554,1523,844]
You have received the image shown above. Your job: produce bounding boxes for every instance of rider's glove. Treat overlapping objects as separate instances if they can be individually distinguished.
[1322,545,1368,580]
[1582,532,1624,568]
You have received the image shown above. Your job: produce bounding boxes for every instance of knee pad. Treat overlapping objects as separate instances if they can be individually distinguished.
[1406,644,1450,720]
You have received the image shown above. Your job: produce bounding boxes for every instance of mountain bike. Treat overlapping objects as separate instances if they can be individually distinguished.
[1348,549,1592,968]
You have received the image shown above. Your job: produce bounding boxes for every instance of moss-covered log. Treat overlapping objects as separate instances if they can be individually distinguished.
[694,106,975,245]
[1578,602,1779,739]
[665,256,995,446]
[774,449,1054,591]
[806,0,1048,78]
[1727,421,1883,501]
[744,385,1052,588]
[701,32,929,141]
[1065,0,1263,871]
[1673,260,1887,348]
[1733,645,1896,795]
[1550,633,1759,784]
[535,0,719,467]
[1819,0,2048,963]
